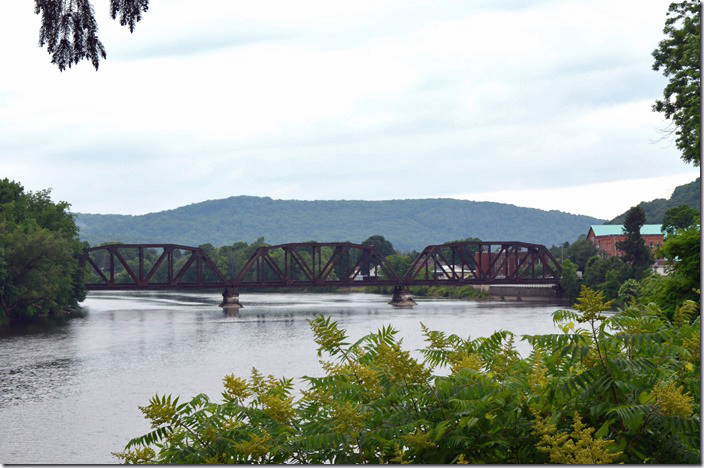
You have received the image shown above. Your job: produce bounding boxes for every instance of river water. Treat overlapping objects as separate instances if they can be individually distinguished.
[0,291,566,464]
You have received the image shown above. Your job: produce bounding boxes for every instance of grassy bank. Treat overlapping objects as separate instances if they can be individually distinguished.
[361,285,489,300]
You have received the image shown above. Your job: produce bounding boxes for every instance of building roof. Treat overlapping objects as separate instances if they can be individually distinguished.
[589,224,663,237]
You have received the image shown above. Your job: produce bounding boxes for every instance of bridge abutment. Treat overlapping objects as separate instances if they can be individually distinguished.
[389,285,416,308]
[219,287,242,312]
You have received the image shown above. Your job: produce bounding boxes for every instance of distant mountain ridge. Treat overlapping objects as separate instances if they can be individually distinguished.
[608,177,700,225]
[75,196,603,252]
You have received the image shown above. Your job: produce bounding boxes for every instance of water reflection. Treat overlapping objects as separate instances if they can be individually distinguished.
[0,291,564,464]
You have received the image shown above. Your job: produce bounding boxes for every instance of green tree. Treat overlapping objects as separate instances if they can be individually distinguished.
[0,179,86,325]
[618,278,642,304]
[384,252,416,278]
[34,0,150,71]
[652,0,701,166]
[559,259,580,304]
[657,218,700,314]
[661,204,700,235]
[565,237,598,271]
[361,235,396,257]
[616,206,653,279]
[583,255,631,299]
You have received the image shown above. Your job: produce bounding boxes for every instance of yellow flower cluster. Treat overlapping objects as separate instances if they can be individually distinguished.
[112,447,156,464]
[331,401,365,436]
[400,427,436,452]
[528,350,548,391]
[138,401,176,428]
[221,417,243,431]
[533,412,621,464]
[234,432,272,462]
[487,335,519,379]
[248,368,279,397]
[682,331,700,363]
[223,373,251,400]
[320,359,383,399]
[387,443,409,464]
[260,393,296,423]
[652,381,694,418]
[202,454,223,464]
[449,352,482,373]
[375,340,431,385]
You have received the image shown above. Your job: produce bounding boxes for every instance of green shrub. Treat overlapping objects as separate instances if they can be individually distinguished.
[116,288,700,464]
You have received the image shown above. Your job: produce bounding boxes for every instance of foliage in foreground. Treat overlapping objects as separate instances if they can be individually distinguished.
[116,287,700,464]
[0,179,86,326]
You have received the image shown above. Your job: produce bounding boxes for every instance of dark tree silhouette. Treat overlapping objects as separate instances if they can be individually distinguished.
[34,0,149,71]
[361,235,396,257]
[616,206,653,278]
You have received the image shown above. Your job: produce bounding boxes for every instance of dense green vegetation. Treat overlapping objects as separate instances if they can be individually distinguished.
[76,196,603,252]
[557,205,700,314]
[609,177,700,224]
[116,287,700,464]
[0,179,86,326]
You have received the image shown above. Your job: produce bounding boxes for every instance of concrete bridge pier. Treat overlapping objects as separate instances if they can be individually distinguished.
[389,285,416,308]
[219,287,242,314]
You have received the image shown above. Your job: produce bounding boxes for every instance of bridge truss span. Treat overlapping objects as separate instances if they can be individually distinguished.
[402,241,561,285]
[80,241,562,294]
[81,244,228,290]
[234,242,401,288]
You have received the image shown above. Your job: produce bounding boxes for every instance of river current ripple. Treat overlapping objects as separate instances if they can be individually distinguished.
[0,291,565,464]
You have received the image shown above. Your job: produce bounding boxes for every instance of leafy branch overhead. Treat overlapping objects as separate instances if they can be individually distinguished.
[652,0,702,166]
[34,0,149,71]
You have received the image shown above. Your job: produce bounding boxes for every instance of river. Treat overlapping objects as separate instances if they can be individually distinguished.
[0,291,567,464]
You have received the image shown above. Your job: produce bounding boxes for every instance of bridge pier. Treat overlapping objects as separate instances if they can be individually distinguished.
[389,285,416,308]
[219,287,242,313]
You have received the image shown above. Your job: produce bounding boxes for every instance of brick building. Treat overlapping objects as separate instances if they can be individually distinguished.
[586,224,664,257]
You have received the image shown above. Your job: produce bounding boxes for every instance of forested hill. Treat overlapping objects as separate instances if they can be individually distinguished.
[75,197,603,252]
[608,177,701,224]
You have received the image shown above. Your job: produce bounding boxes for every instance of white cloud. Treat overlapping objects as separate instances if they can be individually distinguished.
[0,0,693,218]
[454,172,700,220]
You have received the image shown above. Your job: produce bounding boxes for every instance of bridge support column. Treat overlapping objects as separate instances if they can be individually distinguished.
[389,285,416,308]
[219,287,242,313]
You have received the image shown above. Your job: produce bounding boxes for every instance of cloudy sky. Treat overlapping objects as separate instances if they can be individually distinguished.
[0,1,699,220]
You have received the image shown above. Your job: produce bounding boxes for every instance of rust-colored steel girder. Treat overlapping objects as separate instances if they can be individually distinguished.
[401,241,561,285]
[233,242,401,287]
[81,244,228,290]
[80,241,561,291]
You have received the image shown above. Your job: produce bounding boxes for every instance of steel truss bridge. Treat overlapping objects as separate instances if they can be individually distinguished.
[81,241,562,294]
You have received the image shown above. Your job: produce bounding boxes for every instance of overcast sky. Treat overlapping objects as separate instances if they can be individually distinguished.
[0,1,699,220]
